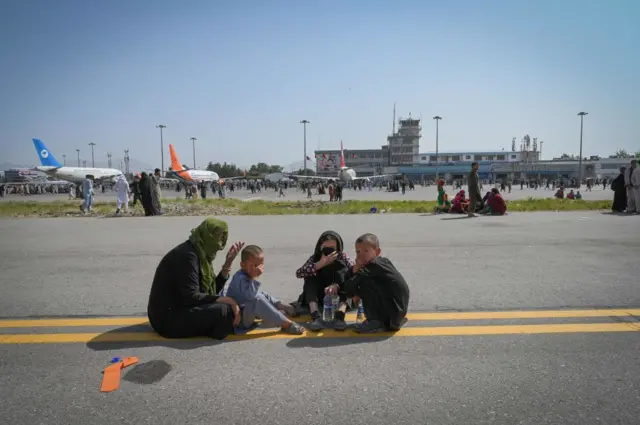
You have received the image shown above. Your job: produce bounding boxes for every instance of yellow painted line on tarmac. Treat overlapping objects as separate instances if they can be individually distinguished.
[0,322,638,344]
[1,309,639,329]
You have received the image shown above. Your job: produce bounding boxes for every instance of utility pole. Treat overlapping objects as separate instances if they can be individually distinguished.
[124,149,130,174]
[88,142,96,167]
[577,112,588,185]
[190,137,197,169]
[107,152,112,168]
[156,124,167,174]
[62,154,66,166]
[76,149,80,167]
[433,116,442,181]
[300,120,310,175]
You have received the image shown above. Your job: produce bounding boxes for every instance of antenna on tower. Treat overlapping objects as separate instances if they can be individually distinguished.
[392,102,396,135]
[511,137,516,152]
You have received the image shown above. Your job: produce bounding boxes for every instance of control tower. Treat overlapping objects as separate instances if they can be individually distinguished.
[387,114,421,165]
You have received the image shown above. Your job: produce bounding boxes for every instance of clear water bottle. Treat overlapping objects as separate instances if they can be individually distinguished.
[322,294,333,322]
[356,299,365,324]
[331,294,339,320]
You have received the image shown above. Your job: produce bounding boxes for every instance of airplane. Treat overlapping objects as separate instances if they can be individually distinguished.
[286,141,394,183]
[169,144,245,185]
[32,138,124,184]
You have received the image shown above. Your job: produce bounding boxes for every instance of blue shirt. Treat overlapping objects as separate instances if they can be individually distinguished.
[222,270,261,305]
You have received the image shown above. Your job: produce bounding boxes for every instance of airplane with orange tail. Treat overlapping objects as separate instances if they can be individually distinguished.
[169,144,245,184]
[287,141,394,183]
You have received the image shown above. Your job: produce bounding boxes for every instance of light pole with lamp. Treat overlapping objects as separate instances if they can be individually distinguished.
[76,149,80,167]
[88,142,96,167]
[156,124,167,174]
[577,112,588,185]
[433,116,442,181]
[300,120,310,175]
[190,137,197,169]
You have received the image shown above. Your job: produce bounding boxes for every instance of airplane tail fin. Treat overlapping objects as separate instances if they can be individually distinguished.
[169,144,186,172]
[32,138,62,167]
[340,140,346,168]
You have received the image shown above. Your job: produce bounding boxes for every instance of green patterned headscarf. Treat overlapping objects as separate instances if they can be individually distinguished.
[189,218,228,295]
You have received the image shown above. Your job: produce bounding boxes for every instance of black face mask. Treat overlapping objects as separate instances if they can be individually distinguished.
[321,247,336,256]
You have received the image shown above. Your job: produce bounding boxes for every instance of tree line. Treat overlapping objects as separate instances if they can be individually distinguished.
[205,162,284,178]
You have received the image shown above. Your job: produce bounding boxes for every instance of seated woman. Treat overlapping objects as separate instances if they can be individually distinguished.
[294,231,354,332]
[480,188,508,215]
[450,190,468,214]
[575,191,583,200]
[147,218,245,340]
[434,180,451,213]
[566,189,576,199]
[555,188,565,199]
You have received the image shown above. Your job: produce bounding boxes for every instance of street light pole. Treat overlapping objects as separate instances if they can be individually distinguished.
[190,137,197,169]
[88,142,96,168]
[577,112,588,185]
[433,116,442,181]
[76,149,80,167]
[156,125,167,174]
[300,120,310,175]
[62,154,66,166]
[539,141,544,162]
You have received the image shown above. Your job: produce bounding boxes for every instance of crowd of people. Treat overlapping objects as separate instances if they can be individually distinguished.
[147,218,411,340]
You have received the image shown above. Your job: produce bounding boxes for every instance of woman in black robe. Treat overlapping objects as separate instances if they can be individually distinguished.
[611,167,627,213]
[139,172,157,216]
[147,218,244,339]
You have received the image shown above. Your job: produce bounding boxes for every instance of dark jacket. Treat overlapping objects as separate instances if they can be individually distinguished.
[344,256,410,328]
[468,170,481,199]
[147,241,229,325]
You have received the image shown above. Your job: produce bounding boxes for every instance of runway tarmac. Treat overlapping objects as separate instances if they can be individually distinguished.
[1,212,639,424]
[0,184,614,203]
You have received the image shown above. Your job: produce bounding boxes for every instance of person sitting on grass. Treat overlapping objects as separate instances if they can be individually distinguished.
[434,179,451,213]
[567,189,576,199]
[344,233,410,333]
[450,190,469,214]
[575,190,583,200]
[222,245,304,335]
[479,188,508,215]
[294,231,354,331]
[147,218,244,340]
[555,188,564,199]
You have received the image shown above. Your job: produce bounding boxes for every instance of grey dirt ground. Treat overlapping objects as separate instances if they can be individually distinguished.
[1,212,639,424]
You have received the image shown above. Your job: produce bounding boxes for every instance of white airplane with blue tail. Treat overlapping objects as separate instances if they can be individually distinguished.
[32,138,124,184]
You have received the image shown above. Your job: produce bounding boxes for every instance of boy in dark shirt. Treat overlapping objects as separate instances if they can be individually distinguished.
[344,233,410,333]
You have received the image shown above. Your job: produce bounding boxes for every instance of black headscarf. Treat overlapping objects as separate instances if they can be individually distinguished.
[312,231,350,286]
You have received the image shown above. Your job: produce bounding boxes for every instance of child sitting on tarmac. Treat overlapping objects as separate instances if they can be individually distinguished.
[344,233,410,333]
[222,245,304,335]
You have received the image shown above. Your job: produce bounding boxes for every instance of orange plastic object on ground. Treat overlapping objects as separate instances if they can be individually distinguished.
[100,356,139,392]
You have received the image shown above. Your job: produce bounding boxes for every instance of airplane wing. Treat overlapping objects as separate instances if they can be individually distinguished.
[94,174,124,184]
[285,173,334,180]
[351,174,395,180]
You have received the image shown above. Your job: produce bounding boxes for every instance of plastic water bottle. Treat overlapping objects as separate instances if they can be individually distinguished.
[356,300,365,324]
[322,294,333,322]
[331,294,339,320]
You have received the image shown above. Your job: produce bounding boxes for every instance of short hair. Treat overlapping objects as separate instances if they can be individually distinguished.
[155,168,161,173]
[491,188,499,195]
[241,245,264,262]
[355,233,380,249]
[471,162,478,167]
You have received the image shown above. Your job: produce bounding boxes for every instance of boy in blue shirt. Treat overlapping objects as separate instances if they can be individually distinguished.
[222,245,304,335]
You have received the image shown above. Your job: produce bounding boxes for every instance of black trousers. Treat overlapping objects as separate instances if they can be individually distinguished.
[303,276,347,306]
[150,303,235,340]
[355,282,407,330]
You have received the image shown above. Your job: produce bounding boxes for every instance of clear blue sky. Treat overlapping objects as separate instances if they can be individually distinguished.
[1,0,638,169]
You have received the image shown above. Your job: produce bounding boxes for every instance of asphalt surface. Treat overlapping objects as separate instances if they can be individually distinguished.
[0,184,614,203]
[1,212,639,424]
